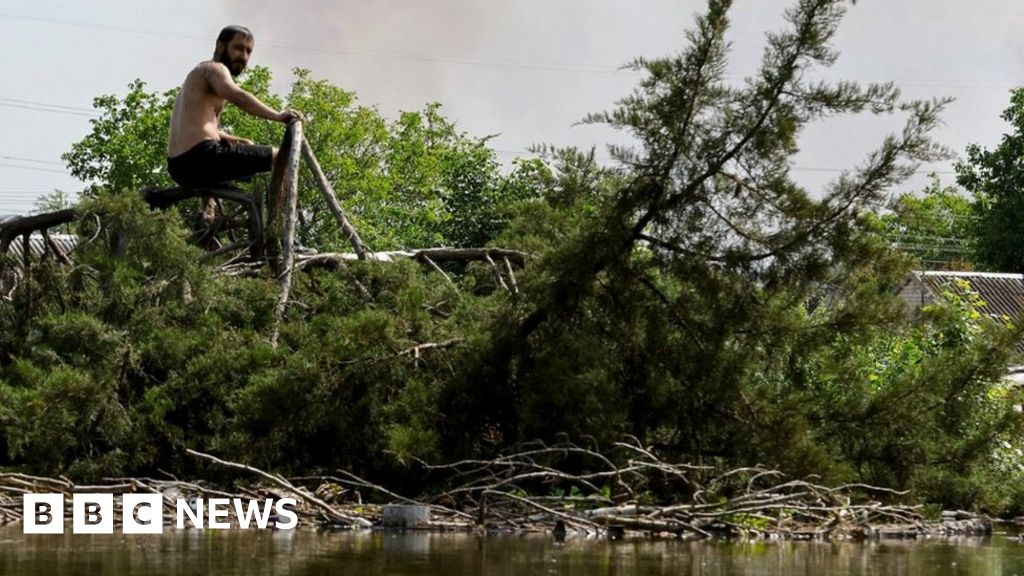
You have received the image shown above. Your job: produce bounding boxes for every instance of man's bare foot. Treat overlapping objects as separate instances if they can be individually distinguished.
[201,197,217,223]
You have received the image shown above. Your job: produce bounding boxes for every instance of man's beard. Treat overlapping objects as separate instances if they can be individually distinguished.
[217,51,246,77]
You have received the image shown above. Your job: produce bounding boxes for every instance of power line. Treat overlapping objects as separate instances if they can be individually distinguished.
[0,196,68,200]
[0,155,64,166]
[791,165,958,176]
[264,41,628,76]
[0,188,75,194]
[0,97,100,118]
[0,11,1014,171]
[0,97,96,114]
[0,12,207,43]
[496,149,959,177]
[0,101,99,118]
[0,163,71,175]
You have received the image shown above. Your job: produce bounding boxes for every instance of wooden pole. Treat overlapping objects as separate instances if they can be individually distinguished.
[271,120,303,348]
[300,138,369,260]
[266,122,302,267]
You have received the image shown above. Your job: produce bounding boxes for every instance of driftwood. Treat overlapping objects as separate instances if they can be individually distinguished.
[185,448,370,528]
[301,138,369,259]
[0,209,76,255]
[296,248,528,269]
[214,248,528,291]
[277,121,303,278]
[0,441,995,539]
[0,210,77,302]
[406,439,985,540]
[270,120,304,348]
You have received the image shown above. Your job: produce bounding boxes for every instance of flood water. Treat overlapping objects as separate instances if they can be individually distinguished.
[2,527,1024,575]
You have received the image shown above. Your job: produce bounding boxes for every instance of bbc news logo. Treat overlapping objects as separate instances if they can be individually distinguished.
[23,494,298,534]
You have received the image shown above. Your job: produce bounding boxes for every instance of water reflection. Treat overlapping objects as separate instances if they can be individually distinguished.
[2,527,1024,575]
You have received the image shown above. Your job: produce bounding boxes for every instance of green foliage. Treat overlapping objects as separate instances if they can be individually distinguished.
[0,195,471,478]
[289,79,548,250]
[958,87,1024,272]
[879,176,975,270]
[63,67,544,251]
[63,80,177,195]
[437,0,1020,510]
[32,190,75,215]
[807,279,1023,500]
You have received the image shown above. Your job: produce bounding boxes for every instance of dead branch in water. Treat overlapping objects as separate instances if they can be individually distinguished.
[185,448,371,528]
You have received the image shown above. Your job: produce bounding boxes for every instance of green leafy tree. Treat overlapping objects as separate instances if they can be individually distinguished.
[879,176,975,269]
[442,0,1021,504]
[62,68,545,250]
[958,88,1024,272]
[63,80,177,195]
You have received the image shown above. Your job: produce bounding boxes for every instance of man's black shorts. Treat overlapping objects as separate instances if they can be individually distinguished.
[167,139,273,187]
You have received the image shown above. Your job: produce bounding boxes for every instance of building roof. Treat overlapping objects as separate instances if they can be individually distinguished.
[4,233,78,263]
[0,211,78,264]
[911,271,1024,322]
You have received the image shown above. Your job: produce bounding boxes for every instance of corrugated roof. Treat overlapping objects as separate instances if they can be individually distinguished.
[914,271,1024,322]
[2,233,78,263]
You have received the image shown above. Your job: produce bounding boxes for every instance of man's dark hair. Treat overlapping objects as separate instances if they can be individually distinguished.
[216,25,253,46]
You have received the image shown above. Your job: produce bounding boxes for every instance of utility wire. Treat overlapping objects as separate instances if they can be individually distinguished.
[0,97,96,114]
[0,155,64,166]
[0,97,100,118]
[0,163,71,175]
[0,102,98,118]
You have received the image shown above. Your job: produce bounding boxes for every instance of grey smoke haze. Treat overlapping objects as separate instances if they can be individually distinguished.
[216,0,1024,191]
[1,0,1023,212]
[222,0,707,154]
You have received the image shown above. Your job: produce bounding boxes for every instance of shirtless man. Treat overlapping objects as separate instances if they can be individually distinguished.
[167,25,302,221]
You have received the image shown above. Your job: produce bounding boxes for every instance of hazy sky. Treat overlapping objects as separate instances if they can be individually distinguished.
[1,0,1023,213]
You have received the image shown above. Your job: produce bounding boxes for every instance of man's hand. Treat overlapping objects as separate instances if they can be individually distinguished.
[277,109,305,123]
